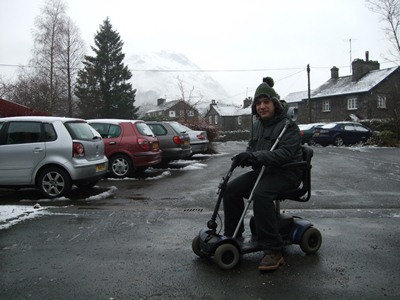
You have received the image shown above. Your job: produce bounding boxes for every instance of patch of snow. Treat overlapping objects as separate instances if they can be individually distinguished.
[0,205,50,230]
[144,171,171,181]
[85,186,117,201]
[181,163,207,170]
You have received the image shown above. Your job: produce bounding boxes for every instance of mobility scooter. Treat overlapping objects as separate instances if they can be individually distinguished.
[192,120,322,270]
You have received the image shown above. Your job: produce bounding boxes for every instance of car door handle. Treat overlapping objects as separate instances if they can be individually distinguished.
[109,141,116,145]
[33,147,44,153]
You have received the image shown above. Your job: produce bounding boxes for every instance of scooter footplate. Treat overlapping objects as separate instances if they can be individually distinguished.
[240,241,264,254]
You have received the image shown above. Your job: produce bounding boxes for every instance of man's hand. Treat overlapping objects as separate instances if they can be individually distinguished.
[233,152,255,168]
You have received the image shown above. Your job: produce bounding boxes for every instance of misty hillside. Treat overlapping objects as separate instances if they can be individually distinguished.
[126,51,231,115]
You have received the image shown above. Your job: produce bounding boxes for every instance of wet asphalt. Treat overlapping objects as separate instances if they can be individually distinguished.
[1,142,400,299]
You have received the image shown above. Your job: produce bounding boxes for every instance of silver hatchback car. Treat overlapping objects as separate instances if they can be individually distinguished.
[0,116,108,198]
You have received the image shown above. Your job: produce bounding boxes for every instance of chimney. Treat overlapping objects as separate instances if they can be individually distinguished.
[352,51,380,81]
[330,66,339,79]
[157,98,166,106]
[210,99,217,109]
[243,97,252,108]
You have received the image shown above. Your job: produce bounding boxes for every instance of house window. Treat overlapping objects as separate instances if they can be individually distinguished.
[377,95,386,109]
[214,115,218,125]
[322,100,330,112]
[347,98,357,110]
[209,115,212,125]
[188,110,194,117]
[237,116,242,125]
[169,111,176,117]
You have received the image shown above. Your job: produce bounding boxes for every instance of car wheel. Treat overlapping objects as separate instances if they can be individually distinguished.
[37,166,72,199]
[109,154,132,178]
[333,136,344,147]
[308,138,316,146]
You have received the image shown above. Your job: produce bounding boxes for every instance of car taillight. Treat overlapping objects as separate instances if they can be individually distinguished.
[196,134,205,140]
[138,137,150,151]
[73,142,85,157]
[300,131,304,136]
[173,136,183,145]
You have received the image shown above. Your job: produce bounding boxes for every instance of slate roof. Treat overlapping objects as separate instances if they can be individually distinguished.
[284,66,399,102]
[145,99,182,113]
[211,104,251,116]
[311,66,398,99]
[284,91,310,103]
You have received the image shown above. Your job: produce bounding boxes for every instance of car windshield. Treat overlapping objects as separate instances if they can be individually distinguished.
[136,122,155,136]
[298,124,314,130]
[65,121,100,140]
[321,123,337,129]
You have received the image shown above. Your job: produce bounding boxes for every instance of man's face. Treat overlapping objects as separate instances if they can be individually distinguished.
[255,97,275,120]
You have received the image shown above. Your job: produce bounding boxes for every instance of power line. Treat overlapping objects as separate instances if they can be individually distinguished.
[0,63,339,73]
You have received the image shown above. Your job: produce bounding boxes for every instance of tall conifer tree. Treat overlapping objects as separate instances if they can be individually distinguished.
[76,17,137,118]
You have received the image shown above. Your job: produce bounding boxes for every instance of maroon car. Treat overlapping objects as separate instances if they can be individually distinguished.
[88,119,162,178]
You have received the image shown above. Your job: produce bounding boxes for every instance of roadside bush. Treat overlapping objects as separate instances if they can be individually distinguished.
[367,130,399,147]
[215,130,251,142]
[362,119,399,147]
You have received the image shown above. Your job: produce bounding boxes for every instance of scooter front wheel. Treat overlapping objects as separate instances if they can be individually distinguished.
[192,236,207,257]
[213,243,240,270]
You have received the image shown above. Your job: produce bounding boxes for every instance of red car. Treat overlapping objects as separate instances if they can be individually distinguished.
[88,119,162,178]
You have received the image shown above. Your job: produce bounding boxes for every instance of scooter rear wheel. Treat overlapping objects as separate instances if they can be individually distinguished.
[213,243,240,270]
[300,227,322,254]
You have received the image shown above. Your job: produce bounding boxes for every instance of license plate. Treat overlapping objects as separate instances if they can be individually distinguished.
[96,163,106,172]
[184,140,189,145]
[152,143,159,150]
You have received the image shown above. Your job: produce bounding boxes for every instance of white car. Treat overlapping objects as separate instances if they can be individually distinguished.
[178,124,210,155]
[0,116,108,198]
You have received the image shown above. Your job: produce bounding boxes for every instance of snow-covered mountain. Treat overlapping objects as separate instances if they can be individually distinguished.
[126,50,231,115]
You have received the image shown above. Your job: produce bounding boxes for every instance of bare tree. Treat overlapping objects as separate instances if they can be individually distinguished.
[176,75,205,122]
[31,0,67,114]
[365,0,400,61]
[58,16,85,116]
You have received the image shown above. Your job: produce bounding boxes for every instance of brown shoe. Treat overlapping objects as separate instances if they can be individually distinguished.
[258,251,284,271]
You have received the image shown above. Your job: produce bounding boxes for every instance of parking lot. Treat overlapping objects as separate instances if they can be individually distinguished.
[1,142,400,299]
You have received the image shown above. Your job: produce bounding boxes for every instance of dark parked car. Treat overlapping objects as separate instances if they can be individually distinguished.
[313,122,373,146]
[145,121,192,163]
[88,119,162,178]
[177,124,210,155]
[0,116,108,198]
[298,123,325,145]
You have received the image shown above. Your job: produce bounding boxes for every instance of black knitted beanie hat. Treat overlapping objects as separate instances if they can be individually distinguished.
[251,77,282,115]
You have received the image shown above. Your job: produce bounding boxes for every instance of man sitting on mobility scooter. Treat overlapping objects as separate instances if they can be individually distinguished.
[223,77,303,271]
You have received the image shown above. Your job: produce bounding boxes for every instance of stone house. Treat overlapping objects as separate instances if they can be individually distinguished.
[144,98,200,121]
[204,98,252,131]
[285,52,400,124]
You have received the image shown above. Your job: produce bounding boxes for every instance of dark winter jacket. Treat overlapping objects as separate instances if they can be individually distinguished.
[247,103,303,176]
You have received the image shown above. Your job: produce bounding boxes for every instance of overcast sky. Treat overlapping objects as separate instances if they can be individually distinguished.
[0,0,398,103]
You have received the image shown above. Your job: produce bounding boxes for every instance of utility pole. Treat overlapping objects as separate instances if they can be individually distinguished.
[307,64,312,123]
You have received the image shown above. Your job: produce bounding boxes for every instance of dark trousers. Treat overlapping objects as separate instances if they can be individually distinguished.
[223,168,301,251]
